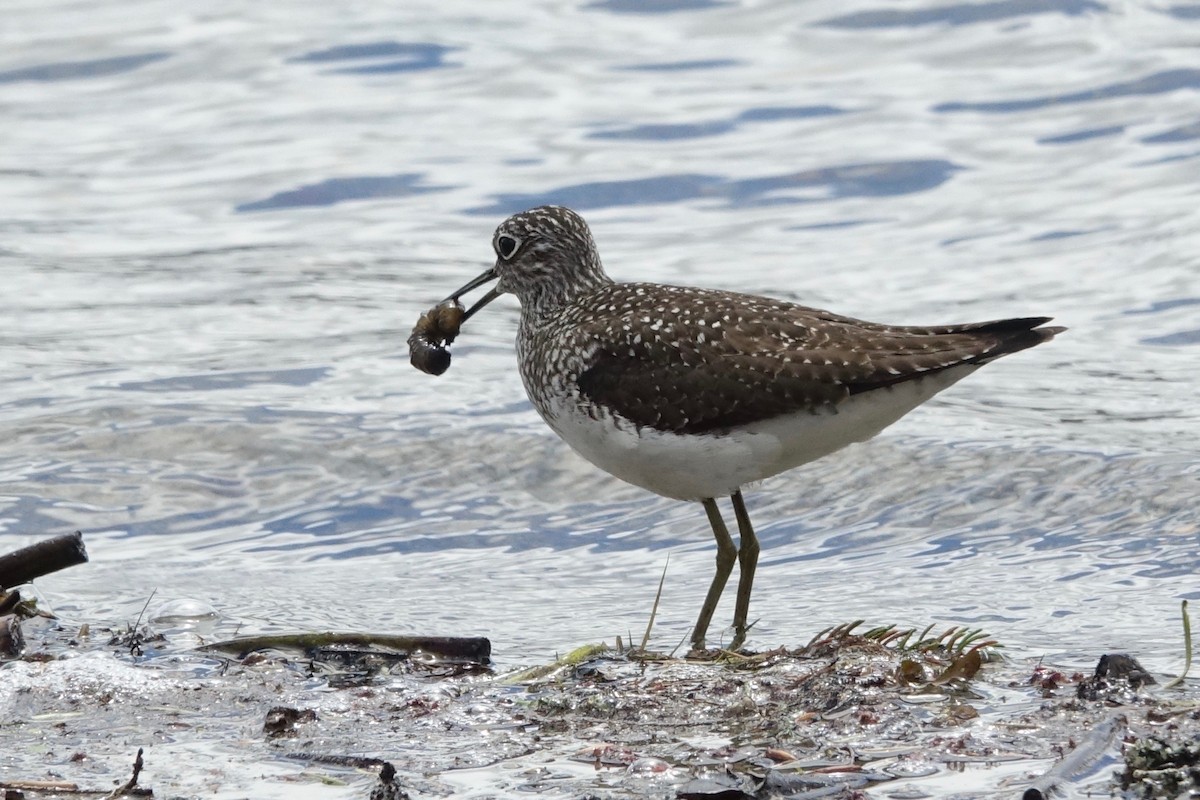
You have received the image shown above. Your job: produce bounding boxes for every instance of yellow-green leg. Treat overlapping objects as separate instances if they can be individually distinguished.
[729,490,759,651]
[689,497,737,651]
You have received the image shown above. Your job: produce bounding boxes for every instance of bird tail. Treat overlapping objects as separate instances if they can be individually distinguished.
[952,317,1066,362]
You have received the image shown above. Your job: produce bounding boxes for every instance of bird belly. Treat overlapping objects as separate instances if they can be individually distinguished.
[744,364,981,475]
[536,364,979,502]
[538,401,774,501]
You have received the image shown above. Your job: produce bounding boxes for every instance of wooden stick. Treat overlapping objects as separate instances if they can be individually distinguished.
[199,632,491,663]
[0,531,88,588]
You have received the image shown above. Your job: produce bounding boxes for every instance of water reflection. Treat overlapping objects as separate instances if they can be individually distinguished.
[935,69,1200,113]
[816,0,1104,29]
[116,368,330,392]
[237,174,450,212]
[287,42,460,74]
[1037,126,1124,145]
[615,59,742,71]
[590,105,845,142]
[586,0,733,13]
[0,53,170,83]
[469,160,960,215]
[1142,121,1200,143]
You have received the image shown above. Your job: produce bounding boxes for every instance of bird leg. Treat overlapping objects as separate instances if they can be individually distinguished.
[729,490,760,651]
[690,497,737,651]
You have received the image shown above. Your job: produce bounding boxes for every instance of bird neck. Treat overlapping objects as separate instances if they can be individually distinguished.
[519,271,614,322]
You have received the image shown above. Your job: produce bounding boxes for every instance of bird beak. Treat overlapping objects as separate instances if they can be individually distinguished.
[445,266,502,323]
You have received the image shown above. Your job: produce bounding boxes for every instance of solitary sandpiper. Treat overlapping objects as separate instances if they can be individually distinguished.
[414,205,1064,652]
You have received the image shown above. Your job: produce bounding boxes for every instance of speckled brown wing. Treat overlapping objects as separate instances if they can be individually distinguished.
[572,284,1062,435]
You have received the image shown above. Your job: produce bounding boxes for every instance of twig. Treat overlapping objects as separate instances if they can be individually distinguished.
[640,555,669,651]
[0,779,80,792]
[133,589,156,632]
[1163,599,1192,690]
[103,748,144,798]
[127,590,157,657]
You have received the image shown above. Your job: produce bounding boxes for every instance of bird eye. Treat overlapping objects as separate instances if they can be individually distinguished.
[496,234,519,260]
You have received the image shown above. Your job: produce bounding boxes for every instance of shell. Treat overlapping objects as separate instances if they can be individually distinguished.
[408,300,466,376]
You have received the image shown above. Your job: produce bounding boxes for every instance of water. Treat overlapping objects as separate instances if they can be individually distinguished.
[2,0,1198,681]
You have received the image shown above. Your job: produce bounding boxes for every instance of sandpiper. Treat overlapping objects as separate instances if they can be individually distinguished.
[419,205,1063,652]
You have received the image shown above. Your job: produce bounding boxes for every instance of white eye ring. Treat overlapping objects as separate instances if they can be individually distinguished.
[495,234,520,260]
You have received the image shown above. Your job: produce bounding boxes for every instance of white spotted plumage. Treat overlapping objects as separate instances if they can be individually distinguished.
[437,204,1063,650]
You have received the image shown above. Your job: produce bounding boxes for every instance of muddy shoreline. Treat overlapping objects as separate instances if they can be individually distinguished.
[2,608,1197,799]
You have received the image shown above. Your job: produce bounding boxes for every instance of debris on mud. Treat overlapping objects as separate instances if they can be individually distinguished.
[2,614,1197,798]
[1120,733,1200,798]
[104,747,148,799]
[200,631,492,687]
[368,762,409,800]
[1,531,89,663]
[264,706,319,739]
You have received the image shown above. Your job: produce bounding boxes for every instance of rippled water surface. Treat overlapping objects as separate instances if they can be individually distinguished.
[3,0,1198,684]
